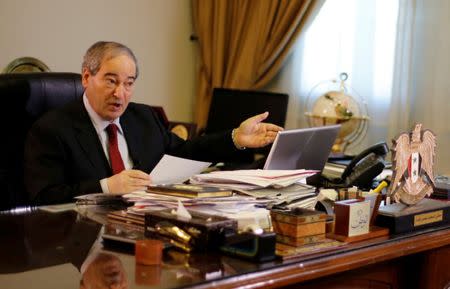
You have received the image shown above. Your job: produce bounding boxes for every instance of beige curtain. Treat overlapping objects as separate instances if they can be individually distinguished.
[192,0,323,130]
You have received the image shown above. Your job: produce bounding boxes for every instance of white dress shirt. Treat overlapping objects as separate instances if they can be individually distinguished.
[83,93,133,193]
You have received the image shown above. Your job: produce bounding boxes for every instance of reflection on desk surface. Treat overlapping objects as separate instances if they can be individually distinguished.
[0,208,101,274]
[0,207,266,289]
[1,206,449,289]
[80,252,128,289]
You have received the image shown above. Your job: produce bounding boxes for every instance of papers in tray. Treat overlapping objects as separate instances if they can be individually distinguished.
[189,169,318,189]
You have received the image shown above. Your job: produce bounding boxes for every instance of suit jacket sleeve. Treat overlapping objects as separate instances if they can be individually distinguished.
[24,122,103,205]
[122,103,245,172]
[24,101,107,205]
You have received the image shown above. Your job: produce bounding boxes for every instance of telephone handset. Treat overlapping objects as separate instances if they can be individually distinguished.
[324,142,389,189]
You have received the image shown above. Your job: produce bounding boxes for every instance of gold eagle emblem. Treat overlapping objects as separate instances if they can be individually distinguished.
[389,124,436,205]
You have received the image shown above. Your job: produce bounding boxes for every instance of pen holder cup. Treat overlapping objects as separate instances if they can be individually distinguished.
[135,239,163,265]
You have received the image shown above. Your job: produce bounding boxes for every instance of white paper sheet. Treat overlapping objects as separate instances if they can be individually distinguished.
[150,154,211,185]
[190,169,317,188]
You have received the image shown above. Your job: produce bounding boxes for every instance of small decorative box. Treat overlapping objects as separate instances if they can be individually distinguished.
[270,208,327,245]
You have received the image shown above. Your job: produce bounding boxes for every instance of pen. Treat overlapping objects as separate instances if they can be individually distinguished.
[373,180,388,194]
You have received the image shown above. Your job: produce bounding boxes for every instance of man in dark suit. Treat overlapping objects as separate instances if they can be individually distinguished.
[24,41,282,205]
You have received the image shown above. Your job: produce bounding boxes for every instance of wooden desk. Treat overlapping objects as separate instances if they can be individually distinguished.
[1,207,449,289]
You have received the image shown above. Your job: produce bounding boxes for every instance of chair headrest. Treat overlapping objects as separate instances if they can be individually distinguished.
[0,72,84,210]
[0,72,84,118]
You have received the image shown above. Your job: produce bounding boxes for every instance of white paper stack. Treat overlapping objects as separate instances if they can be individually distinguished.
[189,169,318,189]
[123,190,270,212]
[122,166,320,231]
[122,191,273,230]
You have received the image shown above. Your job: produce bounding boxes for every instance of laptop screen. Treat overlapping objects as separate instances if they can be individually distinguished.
[263,125,340,171]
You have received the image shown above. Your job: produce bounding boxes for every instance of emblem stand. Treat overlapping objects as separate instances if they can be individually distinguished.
[376,124,450,234]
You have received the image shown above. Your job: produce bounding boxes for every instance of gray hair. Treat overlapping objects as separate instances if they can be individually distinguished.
[82,41,139,78]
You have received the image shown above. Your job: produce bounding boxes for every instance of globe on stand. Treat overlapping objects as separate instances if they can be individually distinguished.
[304,73,369,155]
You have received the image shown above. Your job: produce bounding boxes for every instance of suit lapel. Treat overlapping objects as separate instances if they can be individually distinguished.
[120,111,143,170]
[71,101,111,175]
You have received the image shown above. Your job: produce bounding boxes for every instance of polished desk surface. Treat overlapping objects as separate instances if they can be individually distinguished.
[1,205,450,289]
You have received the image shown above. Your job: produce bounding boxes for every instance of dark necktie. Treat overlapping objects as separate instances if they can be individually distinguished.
[106,124,125,174]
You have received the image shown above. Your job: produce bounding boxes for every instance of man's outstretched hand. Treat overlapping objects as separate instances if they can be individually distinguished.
[233,112,283,148]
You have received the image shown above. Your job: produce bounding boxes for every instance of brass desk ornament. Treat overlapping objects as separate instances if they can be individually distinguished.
[389,123,436,205]
[377,124,450,234]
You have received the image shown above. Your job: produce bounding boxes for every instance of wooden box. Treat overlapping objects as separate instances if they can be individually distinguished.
[270,208,326,245]
[276,234,325,247]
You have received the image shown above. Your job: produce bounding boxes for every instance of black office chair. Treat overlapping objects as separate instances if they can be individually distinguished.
[204,88,289,166]
[0,72,84,210]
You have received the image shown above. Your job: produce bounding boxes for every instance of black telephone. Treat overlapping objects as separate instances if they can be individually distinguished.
[322,142,389,189]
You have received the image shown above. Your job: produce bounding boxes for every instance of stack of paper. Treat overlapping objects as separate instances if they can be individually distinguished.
[123,191,269,210]
[190,169,318,189]
[121,159,320,231]
[122,191,272,230]
[237,183,318,210]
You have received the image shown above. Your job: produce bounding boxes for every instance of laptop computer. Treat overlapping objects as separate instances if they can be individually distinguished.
[263,125,340,171]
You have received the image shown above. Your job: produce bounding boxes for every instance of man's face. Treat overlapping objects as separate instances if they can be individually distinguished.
[82,54,137,121]
[80,253,128,289]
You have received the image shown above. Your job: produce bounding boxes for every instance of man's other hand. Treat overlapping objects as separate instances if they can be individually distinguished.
[234,112,283,148]
[107,170,151,194]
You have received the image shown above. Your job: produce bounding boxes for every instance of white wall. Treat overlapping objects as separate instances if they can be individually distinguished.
[0,0,196,122]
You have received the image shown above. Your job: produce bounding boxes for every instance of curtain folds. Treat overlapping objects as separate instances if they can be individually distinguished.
[388,0,415,140]
[192,0,322,130]
[389,0,450,174]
